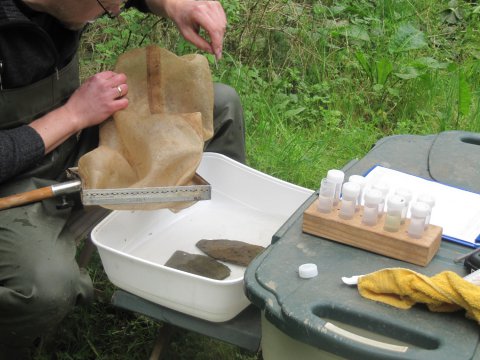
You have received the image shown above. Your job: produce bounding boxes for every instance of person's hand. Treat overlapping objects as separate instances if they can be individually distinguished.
[152,0,226,59]
[64,71,129,130]
[29,71,129,154]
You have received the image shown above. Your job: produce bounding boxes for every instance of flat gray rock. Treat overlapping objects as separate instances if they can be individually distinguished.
[164,250,231,280]
[196,239,265,267]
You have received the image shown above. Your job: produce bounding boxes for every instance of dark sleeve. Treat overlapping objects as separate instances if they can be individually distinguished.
[0,126,45,184]
[125,0,151,13]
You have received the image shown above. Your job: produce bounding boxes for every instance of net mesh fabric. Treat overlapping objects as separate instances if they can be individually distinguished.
[78,46,213,210]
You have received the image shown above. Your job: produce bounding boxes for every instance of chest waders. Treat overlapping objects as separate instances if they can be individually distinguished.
[207,83,246,165]
[0,55,93,358]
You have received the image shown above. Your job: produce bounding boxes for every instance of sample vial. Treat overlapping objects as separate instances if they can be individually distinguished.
[348,174,367,211]
[327,169,345,206]
[372,182,389,216]
[417,193,436,228]
[408,202,430,238]
[362,189,383,226]
[383,195,405,232]
[317,178,336,213]
[394,187,413,224]
[339,182,361,220]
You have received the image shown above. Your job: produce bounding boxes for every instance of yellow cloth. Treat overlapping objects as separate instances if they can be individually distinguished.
[357,268,480,323]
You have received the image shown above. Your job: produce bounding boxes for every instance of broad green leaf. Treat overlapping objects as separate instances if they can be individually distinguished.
[441,8,464,24]
[387,87,400,97]
[375,58,393,85]
[205,53,216,65]
[388,24,427,53]
[447,63,458,72]
[412,57,449,70]
[285,107,306,117]
[344,25,370,42]
[458,73,471,117]
[330,5,346,15]
[394,66,422,79]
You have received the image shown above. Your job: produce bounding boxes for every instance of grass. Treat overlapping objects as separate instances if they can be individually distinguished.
[36,0,479,358]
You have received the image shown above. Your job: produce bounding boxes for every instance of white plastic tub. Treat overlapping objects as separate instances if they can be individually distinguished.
[91,152,313,322]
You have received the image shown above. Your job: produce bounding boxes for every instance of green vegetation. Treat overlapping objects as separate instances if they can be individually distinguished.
[37,0,479,358]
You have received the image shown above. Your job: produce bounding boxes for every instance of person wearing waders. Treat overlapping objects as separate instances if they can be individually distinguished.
[0,0,246,357]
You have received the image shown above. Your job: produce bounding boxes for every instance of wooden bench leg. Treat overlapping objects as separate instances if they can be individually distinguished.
[149,324,175,360]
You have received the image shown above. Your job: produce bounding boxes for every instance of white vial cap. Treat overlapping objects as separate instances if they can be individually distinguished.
[394,187,412,202]
[417,193,436,207]
[319,177,336,195]
[342,182,361,198]
[327,169,345,184]
[298,263,318,279]
[372,182,389,196]
[348,175,367,187]
[387,195,405,211]
[364,189,383,205]
[411,202,430,217]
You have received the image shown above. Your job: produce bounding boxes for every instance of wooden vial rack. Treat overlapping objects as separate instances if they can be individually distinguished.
[302,199,443,266]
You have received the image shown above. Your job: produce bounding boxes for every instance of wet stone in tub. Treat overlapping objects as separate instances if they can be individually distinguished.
[164,250,231,280]
[196,239,265,267]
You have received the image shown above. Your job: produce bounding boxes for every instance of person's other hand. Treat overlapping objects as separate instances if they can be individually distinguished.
[64,71,129,130]
[164,0,226,59]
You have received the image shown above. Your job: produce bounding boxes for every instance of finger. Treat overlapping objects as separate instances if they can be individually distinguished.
[111,98,129,112]
[182,28,214,54]
[96,71,117,80]
[113,83,128,99]
[193,5,226,58]
[198,13,225,58]
[104,73,127,87]
[209,28,225,59]
[204,3,227,32]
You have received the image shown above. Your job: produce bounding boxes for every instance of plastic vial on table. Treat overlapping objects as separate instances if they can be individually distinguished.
[408,202,430,238]
[362,189,383,226]
[317,178,336,213]
[372,182,389,216]
[327,169,345,206]
[383,195,405,232]
[417,193,436,229]
[394,187,413,224]
[348,174,367,211]
[339,182,361,220]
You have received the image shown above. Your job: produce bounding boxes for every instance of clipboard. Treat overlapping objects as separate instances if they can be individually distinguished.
[363,165,480,248]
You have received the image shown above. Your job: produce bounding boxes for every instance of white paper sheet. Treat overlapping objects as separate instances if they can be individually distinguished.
[363,166,480,247]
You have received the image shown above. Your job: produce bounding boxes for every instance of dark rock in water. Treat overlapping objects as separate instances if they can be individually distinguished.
[196,239,265,267]
[164,250,230,280]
